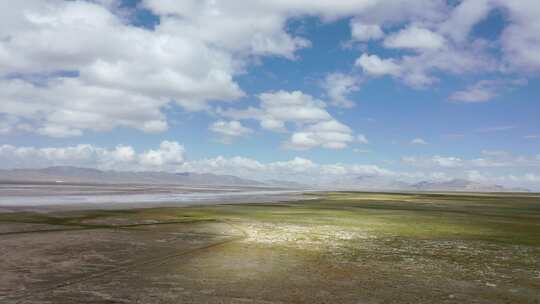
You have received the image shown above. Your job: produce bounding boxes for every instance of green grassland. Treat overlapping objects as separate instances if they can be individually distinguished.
[1,191,539,303]
[4,191,538,244]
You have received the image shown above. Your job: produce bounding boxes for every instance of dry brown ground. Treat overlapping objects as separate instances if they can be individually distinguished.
[1,192,539,303]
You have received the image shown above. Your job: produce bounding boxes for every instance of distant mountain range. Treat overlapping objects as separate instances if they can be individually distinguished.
[408,179,530,192]
[0,166,274,187]
[322,175,530,192]
[263,179,306,188]
[0,167,530,192]
[350,177,530,192]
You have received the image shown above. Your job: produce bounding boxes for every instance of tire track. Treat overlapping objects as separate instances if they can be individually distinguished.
[9,220,247,303]
[0,219,216,237]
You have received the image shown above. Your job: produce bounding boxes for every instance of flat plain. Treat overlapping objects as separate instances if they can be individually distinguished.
[1,191,539,303]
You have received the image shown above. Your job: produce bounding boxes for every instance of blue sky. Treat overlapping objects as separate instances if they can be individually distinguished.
[0,0,539,189]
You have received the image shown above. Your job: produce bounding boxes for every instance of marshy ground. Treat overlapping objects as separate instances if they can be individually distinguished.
[1,192,539,303]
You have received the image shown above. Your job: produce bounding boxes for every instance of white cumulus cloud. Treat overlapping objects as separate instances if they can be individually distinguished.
[209,120,253,143]
[322,73,359,108]
[0,141,185,171]
[384,26,446,50]
[355,53,402,77]
[410,138,428,145]
[350,21,384,41]
[218,90,358,150]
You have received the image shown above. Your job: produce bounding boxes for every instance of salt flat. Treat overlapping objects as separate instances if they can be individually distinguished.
[0,182,306,211]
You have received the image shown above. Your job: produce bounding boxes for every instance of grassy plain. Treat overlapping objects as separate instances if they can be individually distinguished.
[1,191,539,303]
